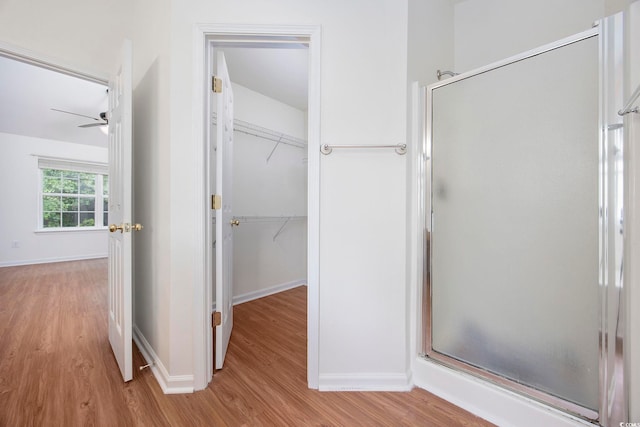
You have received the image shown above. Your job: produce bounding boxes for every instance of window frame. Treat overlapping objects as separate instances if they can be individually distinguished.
[36,157,109,232]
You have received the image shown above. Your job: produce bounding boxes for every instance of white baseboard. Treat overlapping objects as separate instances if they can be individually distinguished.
[0,253,107,268]
[212,280,307,311]
[133,325,194,394]
[318,371,412,392]
[234,279,306,305]
[413,357,592,427]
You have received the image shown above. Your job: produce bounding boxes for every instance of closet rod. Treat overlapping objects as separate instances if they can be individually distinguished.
[232,215,307,223]
[320,143,407,155]
[232,215,306,241]
[619,83,640,116]
[212,113,307,148]
[212,215,306,225]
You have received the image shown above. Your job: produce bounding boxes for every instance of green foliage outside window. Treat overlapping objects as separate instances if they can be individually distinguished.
[41,168,108,229]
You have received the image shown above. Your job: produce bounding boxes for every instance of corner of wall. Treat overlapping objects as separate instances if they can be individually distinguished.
[133,326,194,394]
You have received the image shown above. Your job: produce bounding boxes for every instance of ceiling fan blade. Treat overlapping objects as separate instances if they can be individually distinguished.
[51,108,100,121]
[79,122,108,128]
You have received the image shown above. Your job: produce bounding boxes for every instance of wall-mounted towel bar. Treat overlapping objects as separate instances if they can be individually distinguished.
[619,83,640,116]
[320,143,407,155]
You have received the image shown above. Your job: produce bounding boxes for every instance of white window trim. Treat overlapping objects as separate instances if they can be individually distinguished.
[36,156,109,232]
[37,155,108,175]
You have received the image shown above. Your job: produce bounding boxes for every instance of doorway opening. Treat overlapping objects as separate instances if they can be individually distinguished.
[0,49,109,267]
[195,25,321,390]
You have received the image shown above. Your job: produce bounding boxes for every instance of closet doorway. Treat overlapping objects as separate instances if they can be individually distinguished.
[206,35,310,378]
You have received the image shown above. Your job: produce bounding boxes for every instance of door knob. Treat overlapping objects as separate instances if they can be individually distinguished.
[109,224,125,233]
[109,223,143,233]
[230,219,240,226]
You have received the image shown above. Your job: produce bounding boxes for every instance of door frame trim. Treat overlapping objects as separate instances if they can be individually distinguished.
[192,23,321,390]
[0,41,108,84]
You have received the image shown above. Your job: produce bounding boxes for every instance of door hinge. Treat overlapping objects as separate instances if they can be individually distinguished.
[212,311,222,327]
[212,76,222,93]
[211,194,221,210]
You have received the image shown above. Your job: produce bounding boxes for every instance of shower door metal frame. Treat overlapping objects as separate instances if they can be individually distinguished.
[421,17,625,425]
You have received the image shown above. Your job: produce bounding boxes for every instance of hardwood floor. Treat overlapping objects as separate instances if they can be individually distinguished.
[0,259,493,426]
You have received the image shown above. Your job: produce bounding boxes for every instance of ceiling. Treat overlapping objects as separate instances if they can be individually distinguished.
[215,46,309,111]
[0,46,308,148]
[0,55,108,147]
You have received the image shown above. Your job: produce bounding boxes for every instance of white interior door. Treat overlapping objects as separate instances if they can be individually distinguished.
[215,51,234,369]
[108,40,134,382]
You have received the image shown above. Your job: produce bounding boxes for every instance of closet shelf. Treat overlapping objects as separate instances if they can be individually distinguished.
[212,113,307,148]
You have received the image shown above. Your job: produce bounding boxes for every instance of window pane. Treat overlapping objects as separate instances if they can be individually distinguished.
[43,176,62,193]
[43,169,60,178]
[79,176,95,194]
[62,197,78,212]
[43,195,61,211]
[62,175,78,194]
[40,168,106,230]
[79,197,95,211]
[79,212,95,227]
[62,212,78,227]
[62,171,78,180]
[103,197,109,213]
[103,212,108,226]
[43,212,61,228]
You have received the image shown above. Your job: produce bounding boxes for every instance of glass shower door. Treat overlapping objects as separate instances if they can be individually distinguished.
[426,29,606,419]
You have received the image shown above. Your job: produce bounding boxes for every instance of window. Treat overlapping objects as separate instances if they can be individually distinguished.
[102,175,109,227]
[38,157,108,230]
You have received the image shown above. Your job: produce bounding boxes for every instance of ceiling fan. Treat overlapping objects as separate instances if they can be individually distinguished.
[51,108,108,128]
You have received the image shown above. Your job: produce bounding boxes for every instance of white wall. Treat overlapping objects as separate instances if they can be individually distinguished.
[129,0,172,384]
[408,0,455,87]
[0,132,108,266]
[227,83,307,302]
[231,83,306,215]
[453,0,605,72]
[167,0,410,387]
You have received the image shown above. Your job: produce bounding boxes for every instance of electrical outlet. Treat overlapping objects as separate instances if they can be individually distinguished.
[11,240,19,248]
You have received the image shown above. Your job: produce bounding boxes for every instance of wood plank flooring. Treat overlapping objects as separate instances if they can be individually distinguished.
[0,259,493,426]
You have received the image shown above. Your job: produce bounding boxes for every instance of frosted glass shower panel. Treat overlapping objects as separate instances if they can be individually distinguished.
[430,36,599,410]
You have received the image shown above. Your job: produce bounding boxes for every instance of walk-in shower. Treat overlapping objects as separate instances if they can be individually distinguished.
[421,14,626,425]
